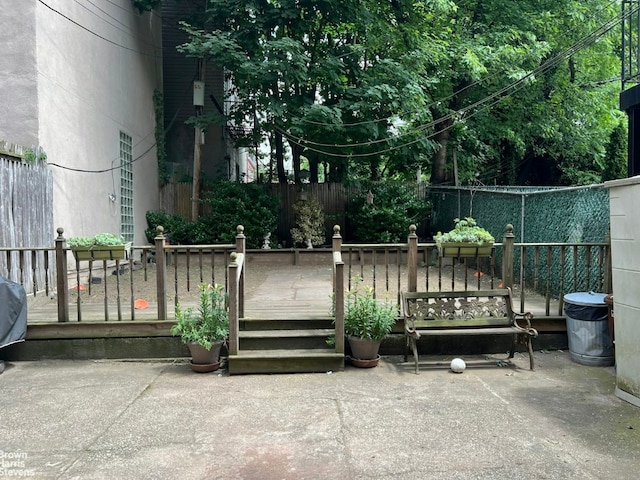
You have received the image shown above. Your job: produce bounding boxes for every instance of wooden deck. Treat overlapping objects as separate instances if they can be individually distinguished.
[24,265,564,333]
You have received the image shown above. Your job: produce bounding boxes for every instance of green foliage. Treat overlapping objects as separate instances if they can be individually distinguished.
[199,182,280,249]
[601,121,628,182]
[171,283,229,350]
[144,211,198,245]
[434,217,495,245]
[22,148,46,163]
[172,0,621,186]
[67,233,125,247]
[146,184,279,248]
[290,198,326,247]
[343,277,397,342]
[346,183,431,242]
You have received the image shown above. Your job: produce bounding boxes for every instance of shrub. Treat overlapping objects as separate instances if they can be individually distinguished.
[346,183,431,242]
[145,211,194,244]
[199,181,280,249]
[291,197,326,247]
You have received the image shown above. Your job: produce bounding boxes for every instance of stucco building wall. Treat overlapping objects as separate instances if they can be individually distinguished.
[1,0,162,246]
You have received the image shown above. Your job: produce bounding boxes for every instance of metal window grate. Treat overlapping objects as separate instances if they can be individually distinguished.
[119,132,134,243]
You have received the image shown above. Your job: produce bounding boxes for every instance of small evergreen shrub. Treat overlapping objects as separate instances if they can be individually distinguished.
[291,197,326,247]
[346,183,431,242]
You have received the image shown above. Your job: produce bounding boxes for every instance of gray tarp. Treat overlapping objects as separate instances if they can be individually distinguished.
[0,275,27,349]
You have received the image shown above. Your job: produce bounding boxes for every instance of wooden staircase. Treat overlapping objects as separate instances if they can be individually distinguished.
[227,316,345,374]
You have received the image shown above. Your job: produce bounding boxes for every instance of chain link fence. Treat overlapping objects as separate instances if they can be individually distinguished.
[427,184,610,297]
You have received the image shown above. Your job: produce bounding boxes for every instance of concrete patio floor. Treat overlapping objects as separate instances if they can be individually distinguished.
[0,350,638,479]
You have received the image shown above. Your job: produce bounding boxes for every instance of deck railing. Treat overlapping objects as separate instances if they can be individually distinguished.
[332,224,611,320]
[0,246,55,298]
[227,226,246,357]
[13,227,241,323]
[2,223,611,325]
[332,227,345,355]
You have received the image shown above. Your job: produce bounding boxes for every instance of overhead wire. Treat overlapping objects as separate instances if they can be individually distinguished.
[278,3,633,158]
[73,0,160,49]
[298,0,624,130]
[48,67,198,175]
[37,0,160,58]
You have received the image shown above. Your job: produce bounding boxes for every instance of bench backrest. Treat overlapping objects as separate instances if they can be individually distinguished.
[402,289,516,329]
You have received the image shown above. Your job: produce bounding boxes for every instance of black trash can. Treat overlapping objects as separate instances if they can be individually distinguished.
[563,292,614,366]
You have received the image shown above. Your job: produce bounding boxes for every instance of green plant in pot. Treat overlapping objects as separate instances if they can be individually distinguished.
[434,217,495,257]
[67,233,131,261]
[171,283,229,373]
[343,276,398,367]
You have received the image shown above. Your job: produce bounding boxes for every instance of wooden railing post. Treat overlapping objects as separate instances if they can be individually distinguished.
[502,223,515,289]
[155,226,167,320]
[235,225,245,318]
[228,252,240,356]
[408,224,418,292]
[55,227,69,323]
[332,224,342,253]
[332,225,344,354]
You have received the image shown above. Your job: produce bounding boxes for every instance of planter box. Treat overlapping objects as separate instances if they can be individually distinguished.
[437,242,493,258]
[71,243,131,261]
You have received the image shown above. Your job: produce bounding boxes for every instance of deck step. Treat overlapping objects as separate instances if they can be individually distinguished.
[239,328,334,350]
[240,317,334,330]
[228,349,344,375]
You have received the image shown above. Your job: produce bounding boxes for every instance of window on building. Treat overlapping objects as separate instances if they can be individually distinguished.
[119,132,134,243]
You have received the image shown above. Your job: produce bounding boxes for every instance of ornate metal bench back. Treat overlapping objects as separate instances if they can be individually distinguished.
[403,289,514,329]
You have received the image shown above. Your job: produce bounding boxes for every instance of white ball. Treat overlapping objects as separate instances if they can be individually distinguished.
[450,358,466,373]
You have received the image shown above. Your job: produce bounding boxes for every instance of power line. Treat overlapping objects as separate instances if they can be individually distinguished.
[72,0,159,49]
[37,0,160,58]
[279,3,632,159]
[48,139,156,174]
[299,0,623,130]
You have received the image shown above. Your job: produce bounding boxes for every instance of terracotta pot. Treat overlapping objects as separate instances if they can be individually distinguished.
[350,355,380,368]
[187,340,224,372]
[348,336,381,361]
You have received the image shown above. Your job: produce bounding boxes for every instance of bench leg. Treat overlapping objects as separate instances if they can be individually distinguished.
[404,335,409,363]
[411,338,419,374]
[508,335,516,360]
[527,335,535,370]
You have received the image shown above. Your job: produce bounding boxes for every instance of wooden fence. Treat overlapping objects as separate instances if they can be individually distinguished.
[0,153,54,291]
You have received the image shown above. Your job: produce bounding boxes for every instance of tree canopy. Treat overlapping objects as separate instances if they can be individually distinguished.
[148,0,626,186]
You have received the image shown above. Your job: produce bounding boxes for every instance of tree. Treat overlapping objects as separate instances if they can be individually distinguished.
[161,0,623,187]
[602,121,628,181]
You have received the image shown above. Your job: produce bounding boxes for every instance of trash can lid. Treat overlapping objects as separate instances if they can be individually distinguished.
[563,292,607,306]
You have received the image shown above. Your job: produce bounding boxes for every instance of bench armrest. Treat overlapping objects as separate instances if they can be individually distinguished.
[513,311,535,333]
[403,312,422,339]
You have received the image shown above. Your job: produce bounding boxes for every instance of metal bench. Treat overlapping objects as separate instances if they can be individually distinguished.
[401,288,538,373]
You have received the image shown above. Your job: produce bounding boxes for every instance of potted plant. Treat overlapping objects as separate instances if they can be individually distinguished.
[67,233,131,261]
[171,283,229,373]
[343,277,398,367]
[290,197,325,248]
[434,217,495,257]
